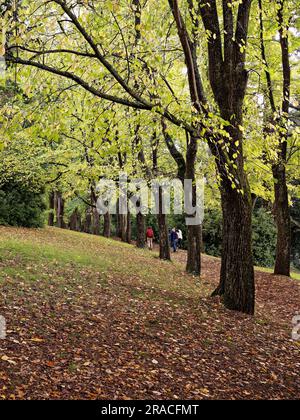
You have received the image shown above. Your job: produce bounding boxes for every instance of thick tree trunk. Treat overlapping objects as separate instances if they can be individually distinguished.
[213,184,255,315]
[211,110,255,314]
[136,213,145,248]
[103,212,111,238]
[157,187,171,260]
[273,164,291,276]
[48,192,55,226]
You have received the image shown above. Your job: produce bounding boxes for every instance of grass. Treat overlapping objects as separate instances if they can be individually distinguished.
[0,226,298,289]
[0,226,203,299]
[255,265,300,280]
[0,225,299,400]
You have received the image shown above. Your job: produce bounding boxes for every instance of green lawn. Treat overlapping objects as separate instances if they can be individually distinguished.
[255,265,300,280]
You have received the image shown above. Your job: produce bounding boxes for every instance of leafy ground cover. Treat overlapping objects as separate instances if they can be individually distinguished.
[0,227,299,400]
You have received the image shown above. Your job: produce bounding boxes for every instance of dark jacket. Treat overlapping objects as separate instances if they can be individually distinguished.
[170,231,178,242]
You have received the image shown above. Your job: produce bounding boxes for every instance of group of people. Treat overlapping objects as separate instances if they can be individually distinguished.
[145,226,183,252]
[170,228,183,253]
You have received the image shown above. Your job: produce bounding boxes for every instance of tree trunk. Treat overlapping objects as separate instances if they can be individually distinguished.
[83,210,92,234]
[258,0,291,277]
[92,207,100,236]
[186,224,202,275]
[116,198,127,241]
[273,164,291,276]
[185,136,202,275]
[126,210,132,244]
[69,208,81,232]
[157,186,171,260]
[48,192,55,226]
[211,109,255,315]
[212,182,255,315]
[103,212,111,238]
[136,213,145,248]
[54,192,65,229]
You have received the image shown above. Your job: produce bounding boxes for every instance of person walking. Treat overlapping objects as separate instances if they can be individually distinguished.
[177,228,183,249]
[146,226,154,251]
[170,228,178,253]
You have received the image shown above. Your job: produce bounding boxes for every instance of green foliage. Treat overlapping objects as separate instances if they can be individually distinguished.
[1,0,299,276]
[291,197,300,270]
[252,207,277,268]
[203,206,277,268]
[203,209,222,257]
[0,180,46,228]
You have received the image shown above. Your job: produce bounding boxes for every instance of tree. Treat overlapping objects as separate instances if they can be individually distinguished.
[166,0,255,312]
[4,0,258,313]
[258,0,298,276]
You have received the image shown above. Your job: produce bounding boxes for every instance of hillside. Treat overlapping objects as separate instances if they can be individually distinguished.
[0,226,299,400]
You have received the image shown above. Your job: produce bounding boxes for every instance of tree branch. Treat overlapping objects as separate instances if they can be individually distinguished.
[8,55,152,109]
[168,0,207,111]
[198,0,223,100]
[7,45,97,59]
[258,0,276,113]
[161,118,186,183]
[52,0,151,108]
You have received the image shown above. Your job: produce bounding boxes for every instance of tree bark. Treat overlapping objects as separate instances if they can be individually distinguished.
[83,209,92,234]
[272,0,291,277]
[54,192,65,229]
[126,210,132,244]
[136,212,145,248]
[273,164,291,276]
[69,208,81,232]
[213,182,255,314]
[186,224,202,275]
[212,120,255,315]
[116,198,127,241]
[92,207,100,236]
[157,186,171,260]
[48,192,55,226]
[185,135,202,275]
[103,211,111,238]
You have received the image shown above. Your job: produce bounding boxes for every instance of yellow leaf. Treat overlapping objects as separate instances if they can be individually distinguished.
[29,337,44,343]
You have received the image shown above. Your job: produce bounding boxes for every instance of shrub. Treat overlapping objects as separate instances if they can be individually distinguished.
[203,206,277,268]
[0,181,46,228]
[203,208,222,256]
[252,207,276,268]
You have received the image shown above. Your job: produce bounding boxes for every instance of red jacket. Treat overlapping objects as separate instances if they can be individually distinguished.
[146,228,154,239]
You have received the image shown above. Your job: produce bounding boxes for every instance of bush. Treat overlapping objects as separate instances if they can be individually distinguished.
[291,198,300,270]
[0,181,46,228]
[203,206,277,268]
[252,207,276,268]
[203,208,222,256]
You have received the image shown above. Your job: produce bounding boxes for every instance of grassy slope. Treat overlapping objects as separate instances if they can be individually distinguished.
[256,266,300,281]
[0,226,299,400]
[0,226,204,298]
